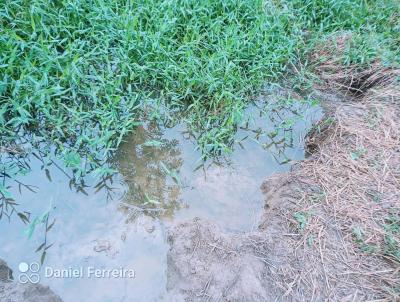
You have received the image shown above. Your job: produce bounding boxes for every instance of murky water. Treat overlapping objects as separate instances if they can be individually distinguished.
[0,97,322,301]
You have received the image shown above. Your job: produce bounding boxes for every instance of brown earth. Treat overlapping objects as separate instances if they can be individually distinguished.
[165,42,400,301]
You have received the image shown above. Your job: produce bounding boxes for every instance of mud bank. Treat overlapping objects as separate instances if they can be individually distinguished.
[0,259,62,302]
[165,83,400,301]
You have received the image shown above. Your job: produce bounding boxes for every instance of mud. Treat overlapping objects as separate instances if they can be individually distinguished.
[166,219,278,301]
[164,177,304,301]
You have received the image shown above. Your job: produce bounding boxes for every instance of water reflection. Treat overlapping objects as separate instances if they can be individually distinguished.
[113,98,322,231]
[115,122,183,218]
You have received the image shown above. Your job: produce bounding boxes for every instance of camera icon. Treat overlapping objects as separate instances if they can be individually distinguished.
[18,262,40,284]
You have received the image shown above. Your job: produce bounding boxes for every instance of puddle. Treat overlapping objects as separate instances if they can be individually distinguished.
[0,97,322,302]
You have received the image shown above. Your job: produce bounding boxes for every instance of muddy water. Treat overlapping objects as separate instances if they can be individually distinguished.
[0,99,321,302]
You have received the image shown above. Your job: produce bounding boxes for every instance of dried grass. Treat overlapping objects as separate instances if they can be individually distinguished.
[258,36,400,300]
[293,101,399,299]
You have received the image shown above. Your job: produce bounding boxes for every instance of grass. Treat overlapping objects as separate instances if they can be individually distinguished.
[353,212,400,263]
[0,0,399,218]
[0,0,298,160]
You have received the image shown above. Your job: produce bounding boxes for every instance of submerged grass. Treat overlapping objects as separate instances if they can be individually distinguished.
[0,0,399,217]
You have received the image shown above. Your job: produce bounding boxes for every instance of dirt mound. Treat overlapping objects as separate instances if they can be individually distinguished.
[260,101,400,300]
[166,219,279,301]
